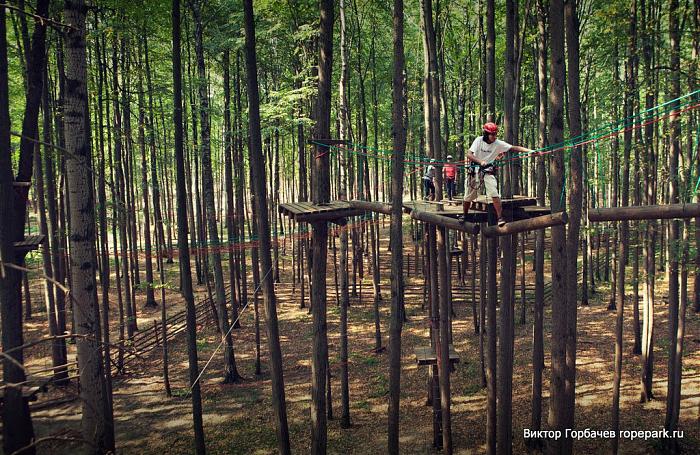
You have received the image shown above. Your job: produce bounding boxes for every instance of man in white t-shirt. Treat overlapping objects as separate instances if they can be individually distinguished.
[463,122,532,226]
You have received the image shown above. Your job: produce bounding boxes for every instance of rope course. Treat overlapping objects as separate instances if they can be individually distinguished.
[310,88,700,170]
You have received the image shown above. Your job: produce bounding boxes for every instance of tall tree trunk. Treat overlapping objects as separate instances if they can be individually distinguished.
[338,0,352,429]
[234,53,248,312]
[39,67,68,382]
[308,2,334,452]
[191,0,240,384]
[63,1,115,450]
[664,0,683,449]
[172,1,206,452]
[613,5,637,451]
[137,47,156,309]
[564,0,582,441]
[222,51,241,330]
[693,0,700,315]
[547,1,570,453]
[144,36,169,265]
[113,38,136,339]
[486,0,496,120]
[640,0,656,397]
[242,1,292,453]
[0,3,35,451]
[94,28,114,423]
[387,1,406,451]
[530,0,547,439]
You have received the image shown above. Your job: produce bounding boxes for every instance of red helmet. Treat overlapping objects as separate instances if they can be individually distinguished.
[483,122,499,134]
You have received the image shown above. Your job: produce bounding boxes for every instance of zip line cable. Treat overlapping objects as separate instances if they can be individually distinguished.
[311,89,700,169]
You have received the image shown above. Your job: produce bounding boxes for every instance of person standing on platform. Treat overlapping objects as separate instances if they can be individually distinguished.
[443,155,457,200]
[422,158,437,201]
[462,122,532,226]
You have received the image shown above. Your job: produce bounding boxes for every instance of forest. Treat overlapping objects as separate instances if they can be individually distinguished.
[0,0,699,453]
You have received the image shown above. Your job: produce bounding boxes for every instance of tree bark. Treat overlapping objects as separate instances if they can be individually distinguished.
[387,1,406,451]
[63,1,115,450]
[531,0,547,438]
[191,0,240,384]
[0,3,35,451]
[547,1,570,453]
[242,1,292,453]
[172,0,206,452]
[564,0,582,440]
[338,0,352,430]
[664,1,683,449]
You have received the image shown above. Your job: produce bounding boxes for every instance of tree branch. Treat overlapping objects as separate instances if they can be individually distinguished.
[1,3,77,32]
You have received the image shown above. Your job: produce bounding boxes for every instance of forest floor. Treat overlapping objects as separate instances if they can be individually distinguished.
[16,220,700,454]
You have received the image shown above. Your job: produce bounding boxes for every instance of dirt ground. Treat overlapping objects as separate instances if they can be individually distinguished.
[17,223,700,454]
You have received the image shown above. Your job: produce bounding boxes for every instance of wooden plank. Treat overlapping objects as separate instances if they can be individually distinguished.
[13,235,46,252]
[295,208,365,222]
[415,344,459,366]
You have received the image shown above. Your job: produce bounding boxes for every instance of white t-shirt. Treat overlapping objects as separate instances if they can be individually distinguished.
[469,137,512,165]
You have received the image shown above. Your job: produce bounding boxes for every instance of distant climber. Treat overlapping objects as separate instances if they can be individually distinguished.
[423,158,437,201]
[443,155,457,200]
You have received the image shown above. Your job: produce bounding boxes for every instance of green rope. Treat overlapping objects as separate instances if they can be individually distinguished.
[335,88,700,164]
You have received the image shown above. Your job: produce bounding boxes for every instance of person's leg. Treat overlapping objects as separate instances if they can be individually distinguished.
[463,200,471,217]
[492,197,503,219]
[484,174,506,225]
[462,175,478,219]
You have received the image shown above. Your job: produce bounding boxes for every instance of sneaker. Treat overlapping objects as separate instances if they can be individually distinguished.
[497,217,506,227]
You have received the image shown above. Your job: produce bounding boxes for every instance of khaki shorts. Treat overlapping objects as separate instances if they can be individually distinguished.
[464,173,500,202]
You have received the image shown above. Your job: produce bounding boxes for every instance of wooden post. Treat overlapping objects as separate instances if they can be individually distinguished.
[486,212,498,454]
[310,1,334,451]
[588,203,700,222]
[437,225,453,453]
[482,212,568,237]
[410,209,480,235]
[427,223,442,449]
[349,199,392,215]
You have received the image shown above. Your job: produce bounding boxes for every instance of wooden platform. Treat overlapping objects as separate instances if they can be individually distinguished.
[402,200,468,218]
[469,195,537,212]
[12,235,46,254]
[415,345,460,366]
[279,201,365,222]
[404,196,549,224]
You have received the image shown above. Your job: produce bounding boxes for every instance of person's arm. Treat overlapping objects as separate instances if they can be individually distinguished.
[467,151,485,166]
[509,145,532,154]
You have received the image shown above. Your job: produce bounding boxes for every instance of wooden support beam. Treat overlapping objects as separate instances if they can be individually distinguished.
[295,209,364,222]
[348,200,393,215]
[410,209,480,235]
[482,212,568,237]
[588,203,700,222]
